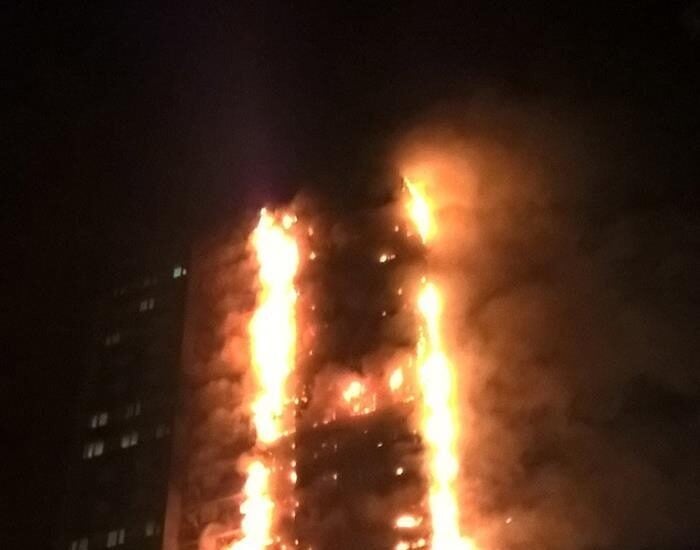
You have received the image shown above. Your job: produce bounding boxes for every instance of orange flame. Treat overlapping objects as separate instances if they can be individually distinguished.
[342,380,365,403]
[339,378,377,416]
[404,180,475,550]
[231,209,299,550]
[404,178,435,244]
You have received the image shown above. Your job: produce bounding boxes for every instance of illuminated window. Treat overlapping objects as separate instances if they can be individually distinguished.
[90,412,109,428]
[125,401,141,418]
[83,440,104,459]
[172,265,187,278]
[155,424,170,438]
[69,537,88,550]
[145,520,160,537]
[143,276,158,287]
[106,529,125,547]
[120,431,139,449]
[104,332,121,346]
[138,298,155,312]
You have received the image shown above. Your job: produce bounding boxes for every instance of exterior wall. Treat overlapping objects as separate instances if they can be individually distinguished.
[295,405,427,550]
[58,261,188,550]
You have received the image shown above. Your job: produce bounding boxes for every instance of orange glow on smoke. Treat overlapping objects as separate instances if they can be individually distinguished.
[231,209,299,550]
[405,180,475,550]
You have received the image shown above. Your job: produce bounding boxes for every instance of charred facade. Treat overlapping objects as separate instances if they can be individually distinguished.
[167,202,432,550]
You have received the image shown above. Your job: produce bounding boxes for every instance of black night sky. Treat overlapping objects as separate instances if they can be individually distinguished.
[5,2,700,549]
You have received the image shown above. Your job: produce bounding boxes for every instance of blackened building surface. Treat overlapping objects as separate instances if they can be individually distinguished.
[165,205,427,550]
[295,405,428,550]
[57,260,189,550]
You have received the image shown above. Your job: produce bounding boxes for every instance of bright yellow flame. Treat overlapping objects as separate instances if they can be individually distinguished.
[404,178,435,244]
[416,283,474,550]
[230,461,272,550]
[405,179,474,550]
[389,367,404,392]
[395,514,422,529]
[342,380,364,402]
[249,209,299,444]
[231,209,299,550]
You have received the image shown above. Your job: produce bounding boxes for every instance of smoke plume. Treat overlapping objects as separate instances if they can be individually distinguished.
[394,99,700,550]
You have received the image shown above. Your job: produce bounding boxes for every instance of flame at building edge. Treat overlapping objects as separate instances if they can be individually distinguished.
[403,178,477,550]
[229,209,300,550]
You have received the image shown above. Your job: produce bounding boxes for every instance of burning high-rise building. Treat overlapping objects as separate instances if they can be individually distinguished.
[58,176,478,550]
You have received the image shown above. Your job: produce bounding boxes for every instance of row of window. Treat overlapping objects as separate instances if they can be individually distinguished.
[120,430,139,448]
[112,263,187,296]
[106,529,125,547]
[103,298,156,347]
[70,522,160,550]
[104,333,121,347]
[83,424,170,459]
[89,412,108,428]
[89,402,141,429]
[125,401,141,418]
[104,263,189,345]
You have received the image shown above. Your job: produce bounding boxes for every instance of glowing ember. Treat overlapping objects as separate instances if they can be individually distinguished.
[231,209,300,550]
[404,180,475,550]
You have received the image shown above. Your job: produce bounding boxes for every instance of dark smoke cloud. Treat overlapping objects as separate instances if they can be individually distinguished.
[394,98,700,550]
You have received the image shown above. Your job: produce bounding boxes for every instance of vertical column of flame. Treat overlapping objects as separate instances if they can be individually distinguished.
[404,180,475,550]
[231,209,299,550]
[249,211,299,445]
